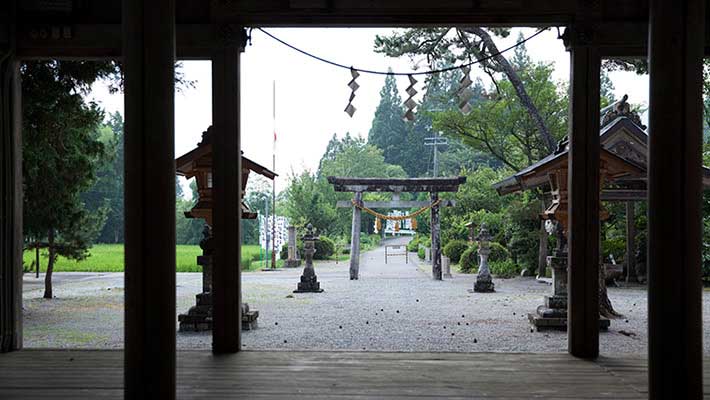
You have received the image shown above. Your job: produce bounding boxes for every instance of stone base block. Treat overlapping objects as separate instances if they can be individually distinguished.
[443,273,453,279]
[295,274,323,293]
[544,295,567,310]
[285,259,301,268]
[242,310,259,330]
[473,278,495,293]
[178,308,212,332]
[528,312,611,332]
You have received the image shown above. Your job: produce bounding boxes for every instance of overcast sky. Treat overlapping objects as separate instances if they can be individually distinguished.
[87,27,649,194]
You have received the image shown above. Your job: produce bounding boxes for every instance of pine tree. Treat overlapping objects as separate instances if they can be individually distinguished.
[367,72,411,173]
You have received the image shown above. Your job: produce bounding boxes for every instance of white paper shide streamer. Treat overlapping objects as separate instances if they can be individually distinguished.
[456,66,473,115]
[344,67,360,117]
[403,74,418,121]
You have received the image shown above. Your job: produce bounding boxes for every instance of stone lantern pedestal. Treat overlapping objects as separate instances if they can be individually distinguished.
[179,226,259,331]
[528,255,610,331]
[470,223,495,293]
[294,224,324,293]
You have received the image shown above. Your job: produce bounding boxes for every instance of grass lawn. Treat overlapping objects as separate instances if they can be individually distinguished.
[23,244,270,273]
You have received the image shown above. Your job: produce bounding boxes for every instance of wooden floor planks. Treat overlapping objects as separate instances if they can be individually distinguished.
[0,350,707,399]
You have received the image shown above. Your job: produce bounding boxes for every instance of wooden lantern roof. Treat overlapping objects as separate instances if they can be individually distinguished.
[175,127,276,223]
[493,96,710,198]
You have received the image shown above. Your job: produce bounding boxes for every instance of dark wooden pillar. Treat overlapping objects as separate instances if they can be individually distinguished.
[123,0,176,398]
[211,25,245,354]
[648,0,704,397]
[430,192,441,280]
[0,56,22,353]
[349,192,362,280]
[565,26,600,359]
[625,202,636,282]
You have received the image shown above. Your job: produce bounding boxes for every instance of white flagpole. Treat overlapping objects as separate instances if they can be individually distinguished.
[271,80,277,269]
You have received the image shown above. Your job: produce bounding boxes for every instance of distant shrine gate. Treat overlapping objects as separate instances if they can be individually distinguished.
[327,177,465,280]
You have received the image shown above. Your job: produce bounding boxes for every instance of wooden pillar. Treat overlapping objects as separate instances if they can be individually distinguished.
[0,55,22,353]
[211,25,245,353]
[625,202,636,282]
[349,192,362,280]
[565,26,600,359]
[431,192,442,280]
[648,0,704,397]
[123,0,176,398]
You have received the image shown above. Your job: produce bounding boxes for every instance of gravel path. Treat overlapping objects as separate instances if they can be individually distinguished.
[21,237,710,355]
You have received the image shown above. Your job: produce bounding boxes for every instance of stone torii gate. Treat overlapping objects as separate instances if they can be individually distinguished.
[328,176,465,281]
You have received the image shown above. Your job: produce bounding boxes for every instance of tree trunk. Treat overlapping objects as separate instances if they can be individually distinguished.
[43,229,55,299]
[460,27,557,153]
[35,243,40,279]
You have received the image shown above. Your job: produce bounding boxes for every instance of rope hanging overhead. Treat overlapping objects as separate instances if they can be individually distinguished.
[352,198,442,221]
[255,28,547,77]
[252,27,546,118]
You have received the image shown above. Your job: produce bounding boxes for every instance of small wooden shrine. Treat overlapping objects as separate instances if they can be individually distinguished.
[494,96,710,331]
[175,126,277,225]
[175,126,276,332]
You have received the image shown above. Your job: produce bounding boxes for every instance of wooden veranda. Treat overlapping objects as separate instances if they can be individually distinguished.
[0,1,707,399]
[5,350,708,399]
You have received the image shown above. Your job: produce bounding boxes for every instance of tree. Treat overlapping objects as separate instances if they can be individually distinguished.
[22,61,110,299]
[242,175,272,245]
[83,112,125,243]
[367,72,414,174]
[433,59,567,171]
[175,179,207,245]
[375,27,557,153]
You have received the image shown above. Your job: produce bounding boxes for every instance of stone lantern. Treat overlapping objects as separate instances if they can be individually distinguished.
[175,126,276,331]
[294,224,323,293]
[472,223,495,293]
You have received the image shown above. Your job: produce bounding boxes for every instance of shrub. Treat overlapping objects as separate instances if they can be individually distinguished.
[459,246,478,273]
[314,236,335,260]
[407,236,420,252]
[489,242,510,263]
[443,240,468,264]
[280,243,289,260]
[417,247,425,259]
[490,259,521,278]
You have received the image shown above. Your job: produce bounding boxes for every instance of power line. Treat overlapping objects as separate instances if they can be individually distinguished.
[254,27,547,77]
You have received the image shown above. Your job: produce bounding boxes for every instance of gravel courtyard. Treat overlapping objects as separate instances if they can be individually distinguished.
[21,237,710,355]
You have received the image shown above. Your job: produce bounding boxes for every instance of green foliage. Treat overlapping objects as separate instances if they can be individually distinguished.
[315,236,335,259]
[22,244,265,273]
[417,247,425,260]
[443,239,468,264]
[490,259,520,278]
[407,236,421,252]
[82,112,125,244]
[22,61,109,273]
[459,246,478,273]
[433,60,567,171]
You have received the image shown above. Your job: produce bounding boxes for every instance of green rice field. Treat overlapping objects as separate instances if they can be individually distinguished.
[23,244,273,273]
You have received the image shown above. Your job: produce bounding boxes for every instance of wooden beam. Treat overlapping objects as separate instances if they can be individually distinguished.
[600,189,647,202]
[211,24,244,354]
[565,24,601,359]
[123,0,176,398]
[349,192,362,280]
[215,0,649,26]
[648,0,704,397]
[14,23,213,60]
[336,200,455,208]
[0,55,22,353]
[327,176,466,193]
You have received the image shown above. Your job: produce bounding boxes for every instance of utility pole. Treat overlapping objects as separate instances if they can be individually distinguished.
[424,131,448,177]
